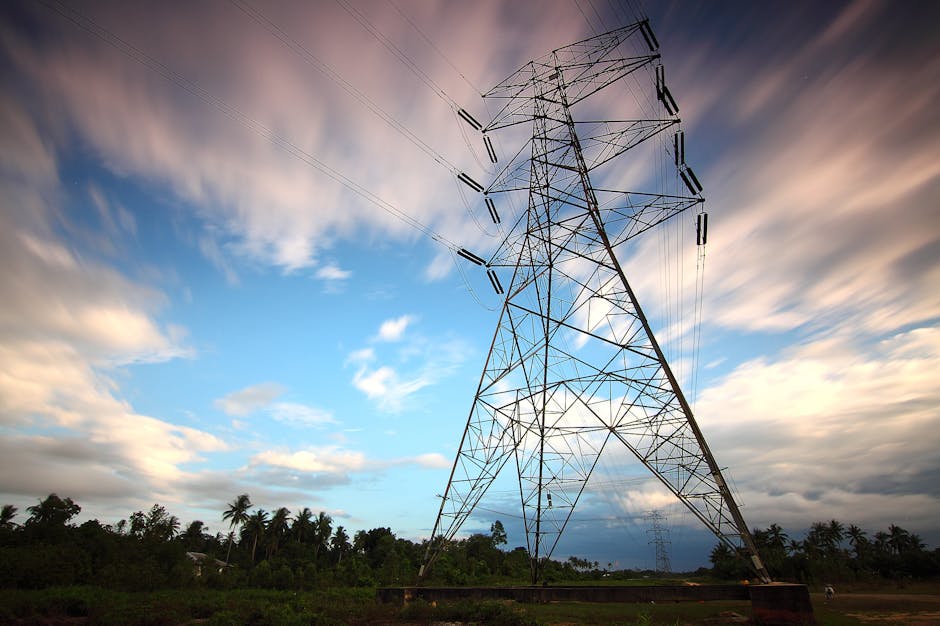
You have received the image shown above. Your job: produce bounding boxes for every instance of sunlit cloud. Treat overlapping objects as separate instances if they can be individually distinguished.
[375,314,415,342]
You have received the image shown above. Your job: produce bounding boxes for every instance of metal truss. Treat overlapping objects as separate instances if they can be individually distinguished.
[422,22,769,584]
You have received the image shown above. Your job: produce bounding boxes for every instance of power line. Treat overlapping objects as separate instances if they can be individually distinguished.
[38,0,461,254]
[228,0,464,178]
[335,0,461,112]
[386,0,483,97]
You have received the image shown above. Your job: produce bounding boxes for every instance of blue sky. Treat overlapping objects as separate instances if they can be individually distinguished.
[2,0,939,571]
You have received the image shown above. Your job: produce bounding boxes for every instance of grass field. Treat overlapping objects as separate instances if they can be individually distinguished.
[0,584,938,624]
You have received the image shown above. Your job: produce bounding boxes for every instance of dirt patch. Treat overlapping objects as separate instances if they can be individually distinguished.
[847,612,940,625]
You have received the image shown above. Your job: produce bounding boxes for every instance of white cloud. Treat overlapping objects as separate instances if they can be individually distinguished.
[269,402,336,427]
[351,364,431,413]
[214,382,286,416]
[250,445,450,475]
[215,384,334,428]
[0,92,224,509]
[346,347,375,364]
[695,326,940,531]
[315,263,352,281]
[198,234,240,286]
[376,314,415,342]
[348,331,472,413]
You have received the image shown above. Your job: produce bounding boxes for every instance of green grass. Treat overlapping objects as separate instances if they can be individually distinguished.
[1,583,937,625]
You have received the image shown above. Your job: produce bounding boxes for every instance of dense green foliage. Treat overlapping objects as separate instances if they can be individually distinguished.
[0,493,612,592]
[710,519,940,583]
[3,493,937,596]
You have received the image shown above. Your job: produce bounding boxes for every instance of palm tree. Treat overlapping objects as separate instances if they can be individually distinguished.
[292,507,313,543]
[266,507,291,558]
[312,511,333,562]
[244,509,269,563]
[766,523,789,551]
[826,519,845,551]
[0,504,17,529]
[26,494,80,526]
[847,524,868,559]
[183,520,207,550]
[330,525,350,564]
[888,524,912,555]
[873,531,890,555]
[222,494,252,563]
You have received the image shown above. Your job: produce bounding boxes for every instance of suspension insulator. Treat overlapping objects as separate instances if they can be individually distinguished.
[660,85,679,115]
[640,20,659,51]
[483,135,498,163]
[680,166,703,195]
[457,248,486,265]
[674,130,685,167]
[485,197,501,224]
[458,172,484,193]
[680,170,696,195]
[686,166,703,192]
[697,212,708,246]
[457,108,482,131]
[487,268,504,295]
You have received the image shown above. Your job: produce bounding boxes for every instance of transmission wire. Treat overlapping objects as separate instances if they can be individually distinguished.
[386,0,483,97]
[335,0,461,112]
[38,0,462,256]
[228,0,463,178]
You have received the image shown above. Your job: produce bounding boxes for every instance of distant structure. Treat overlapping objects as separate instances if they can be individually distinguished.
[421,20,770,585]
[645,510,672,575]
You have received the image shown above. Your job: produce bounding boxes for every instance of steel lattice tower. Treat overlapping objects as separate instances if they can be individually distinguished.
[421,23,769,584]
[646,510,672,575]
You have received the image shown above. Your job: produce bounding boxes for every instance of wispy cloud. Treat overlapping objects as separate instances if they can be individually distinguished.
[214,382,286,417]
[268,402,336,427]
[0,83,230,513]
[349,317,471,412]
[215,383,334,428]
[250,445,449,475]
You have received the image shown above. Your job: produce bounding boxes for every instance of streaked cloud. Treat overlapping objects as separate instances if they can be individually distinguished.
[214,382,287,416]
[268,402,336,427]
[315,263,352,281]
[697,326,940,531]
[250,445,450,475]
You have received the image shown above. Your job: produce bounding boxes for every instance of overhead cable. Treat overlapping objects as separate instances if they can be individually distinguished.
[228,0,463,178]
[39,0,461,254]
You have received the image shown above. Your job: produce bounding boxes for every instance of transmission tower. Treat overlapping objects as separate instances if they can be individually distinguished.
[645,510,672,575]
[421,22,769,585]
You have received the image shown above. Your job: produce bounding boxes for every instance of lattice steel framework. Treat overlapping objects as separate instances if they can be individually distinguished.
[421,22,769,584]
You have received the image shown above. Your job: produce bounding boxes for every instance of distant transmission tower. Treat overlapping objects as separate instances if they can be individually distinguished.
[421,21,769,585]
[645,510,672,575]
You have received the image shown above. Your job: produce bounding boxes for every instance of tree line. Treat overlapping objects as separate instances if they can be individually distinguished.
[3,495,937,591]
[710,519,940,583]
[0,493,599,590]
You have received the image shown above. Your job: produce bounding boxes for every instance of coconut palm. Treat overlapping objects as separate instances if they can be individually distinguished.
[244,508,269,563]
[888,524,912,555]
[266,507,291,558]
[0,504,17,529]
[847,524,868,559]
[330,525,350,564]
[26,494,80,526]
[182,520,207,550]
[222,494,252,563]
[312,511,333,562]
[292,507,313,543]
